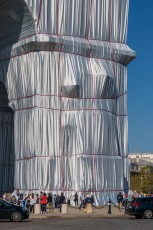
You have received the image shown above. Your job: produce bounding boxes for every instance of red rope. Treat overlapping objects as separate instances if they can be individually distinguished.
[15,154,128,162]
[14,106,127,117]
[36,0,43,30]
[14,188,126,192]
[9,92,127,102]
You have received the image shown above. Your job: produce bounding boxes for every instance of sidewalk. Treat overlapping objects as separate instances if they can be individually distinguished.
[30,206,130,219]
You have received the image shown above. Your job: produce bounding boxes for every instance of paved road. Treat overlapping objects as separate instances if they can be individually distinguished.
[0,217,153,230]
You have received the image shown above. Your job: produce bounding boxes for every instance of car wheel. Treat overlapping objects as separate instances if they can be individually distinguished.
[135,214,142,219]
[10,211,22,222]
[144,210,153,219]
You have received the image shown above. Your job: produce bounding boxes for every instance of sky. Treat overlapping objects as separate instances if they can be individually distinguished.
[127,0,153,153]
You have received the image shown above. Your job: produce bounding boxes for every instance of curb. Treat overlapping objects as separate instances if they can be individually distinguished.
[30,214,129,219]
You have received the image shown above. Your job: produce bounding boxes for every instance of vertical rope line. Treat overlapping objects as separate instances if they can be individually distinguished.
[87,0,92,39]
[110,0,121,195]
[87,0,97,198]
[58,0,60,36]
[109,0,112,43]
[110,0,116,80]
[57,0,64,191]
[37,0,43,31]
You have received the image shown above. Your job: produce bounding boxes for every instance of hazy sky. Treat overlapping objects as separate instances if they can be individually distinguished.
[127,0,153,153]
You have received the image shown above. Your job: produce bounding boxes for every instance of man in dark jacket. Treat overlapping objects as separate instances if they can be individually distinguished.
[47,193,54,213]
[59,192,65,213]
[117,192,123,210]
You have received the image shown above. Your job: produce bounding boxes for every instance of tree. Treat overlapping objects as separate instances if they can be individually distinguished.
[130,166,153,194]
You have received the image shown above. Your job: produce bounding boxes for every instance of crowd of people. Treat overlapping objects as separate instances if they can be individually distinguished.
[2,190,65,214]
[2,190,95,214]
[3,190,148,214]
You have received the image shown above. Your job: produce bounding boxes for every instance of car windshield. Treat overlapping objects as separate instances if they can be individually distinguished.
[136,198,152,203]
[0,199,12,207]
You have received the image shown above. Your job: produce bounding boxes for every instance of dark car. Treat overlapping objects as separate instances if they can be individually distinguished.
[0,198,29,222]
[127,197,153,219]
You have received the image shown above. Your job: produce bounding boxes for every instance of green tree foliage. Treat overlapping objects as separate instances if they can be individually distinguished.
[130,166,153,194]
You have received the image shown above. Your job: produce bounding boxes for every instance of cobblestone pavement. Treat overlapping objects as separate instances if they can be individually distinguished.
[30,206,127,219]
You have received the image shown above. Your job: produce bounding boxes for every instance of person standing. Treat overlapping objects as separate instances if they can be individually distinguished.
[47,193,54,213]
[73,192,78,207]
[107,199,112,214]
[11,195,17,205]
[41,192,47,214]
[59,192,65,213]
[40,191,43,213]
[84,194,92,213]
[35,194,40,204]
[54,194,57,208]
[26,195,31,211]
[16,189,21,205]
[21,194,26,208]
[56,194,60,208]
[91,195,94,206]
[117,192,123,210]
[79,193,85,210]
[30,194,36,213]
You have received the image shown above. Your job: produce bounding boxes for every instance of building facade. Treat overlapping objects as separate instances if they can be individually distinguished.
[129,153,153,173]
[0,0,135,205]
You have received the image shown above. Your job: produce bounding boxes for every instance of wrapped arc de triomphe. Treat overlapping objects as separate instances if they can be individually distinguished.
[0,0,135,205]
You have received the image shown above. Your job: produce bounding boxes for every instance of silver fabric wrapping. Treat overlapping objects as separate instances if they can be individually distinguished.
[0,0,135,205]
[0,82,14,195]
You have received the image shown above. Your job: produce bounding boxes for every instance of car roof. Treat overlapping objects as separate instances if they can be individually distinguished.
[136,197,153,198]
[135,197,153,201]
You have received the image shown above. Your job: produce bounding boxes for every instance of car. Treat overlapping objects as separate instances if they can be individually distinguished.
[0,198,29,222]
[127,197,153,219]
